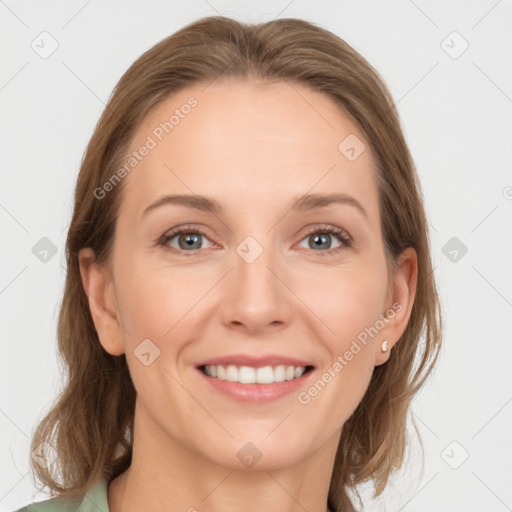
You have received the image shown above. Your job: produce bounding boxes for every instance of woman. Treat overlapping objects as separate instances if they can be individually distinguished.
[16,15,442,512]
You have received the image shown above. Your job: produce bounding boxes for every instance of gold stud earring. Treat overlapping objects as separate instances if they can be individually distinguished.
[381,340,388,352]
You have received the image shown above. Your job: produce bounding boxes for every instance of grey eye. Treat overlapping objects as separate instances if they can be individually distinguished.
[298,232,343,251]
[167,232,211,251]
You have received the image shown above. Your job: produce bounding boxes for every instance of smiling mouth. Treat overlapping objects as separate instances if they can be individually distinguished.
[198,364,315,384]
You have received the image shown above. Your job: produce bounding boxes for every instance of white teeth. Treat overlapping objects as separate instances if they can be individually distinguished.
[256,366,274,384]
[202,364,308,384]
[274,365,286,382]
[238,366,256,384]
[226,365,238,382]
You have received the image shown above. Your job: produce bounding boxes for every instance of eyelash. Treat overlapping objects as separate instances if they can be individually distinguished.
[158,223,353,257]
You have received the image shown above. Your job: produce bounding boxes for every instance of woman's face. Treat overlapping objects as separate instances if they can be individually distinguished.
[80,78,416,470]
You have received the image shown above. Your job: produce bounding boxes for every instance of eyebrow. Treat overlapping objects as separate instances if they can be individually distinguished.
[141,192,368,220]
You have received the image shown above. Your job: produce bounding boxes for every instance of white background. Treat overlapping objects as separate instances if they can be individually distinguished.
[1,1,511,510]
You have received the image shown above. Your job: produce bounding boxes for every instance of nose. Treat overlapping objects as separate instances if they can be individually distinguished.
[219,237,294,335]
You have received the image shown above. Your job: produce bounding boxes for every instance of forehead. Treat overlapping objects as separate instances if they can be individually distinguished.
[119,78,379,223]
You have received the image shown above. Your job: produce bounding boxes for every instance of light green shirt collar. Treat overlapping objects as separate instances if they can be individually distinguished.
[78,478,109,512]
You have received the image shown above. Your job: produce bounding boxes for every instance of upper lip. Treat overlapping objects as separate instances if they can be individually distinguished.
[196,354,315,368]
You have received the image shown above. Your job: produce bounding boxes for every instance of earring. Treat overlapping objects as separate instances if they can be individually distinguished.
[381,340,388,352]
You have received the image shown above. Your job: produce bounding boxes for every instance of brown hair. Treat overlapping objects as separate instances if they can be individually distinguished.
[28,15,442,511]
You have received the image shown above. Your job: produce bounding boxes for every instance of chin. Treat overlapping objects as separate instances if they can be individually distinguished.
[194,431,320,472]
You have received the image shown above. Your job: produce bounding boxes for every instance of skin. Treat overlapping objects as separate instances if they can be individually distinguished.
[79,78,417,512]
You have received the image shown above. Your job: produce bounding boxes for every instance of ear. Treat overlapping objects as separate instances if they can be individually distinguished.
[374,247,418,366]
[78,247,125,356]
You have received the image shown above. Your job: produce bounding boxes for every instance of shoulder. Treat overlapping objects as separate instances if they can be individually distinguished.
[13,494,80,512]
[12,478,110,512]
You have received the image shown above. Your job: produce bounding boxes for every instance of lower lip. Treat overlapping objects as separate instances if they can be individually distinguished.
[197,369,313,403]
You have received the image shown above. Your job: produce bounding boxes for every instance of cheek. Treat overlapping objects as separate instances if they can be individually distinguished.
[112,256,214,403]
[113,261,203,422]
[294,263,385,411]
[300,263,387,349]
[114,254,207,342]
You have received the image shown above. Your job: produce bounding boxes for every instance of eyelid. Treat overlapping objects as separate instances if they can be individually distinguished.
[158,224,217,251]
[299,223,353,244]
